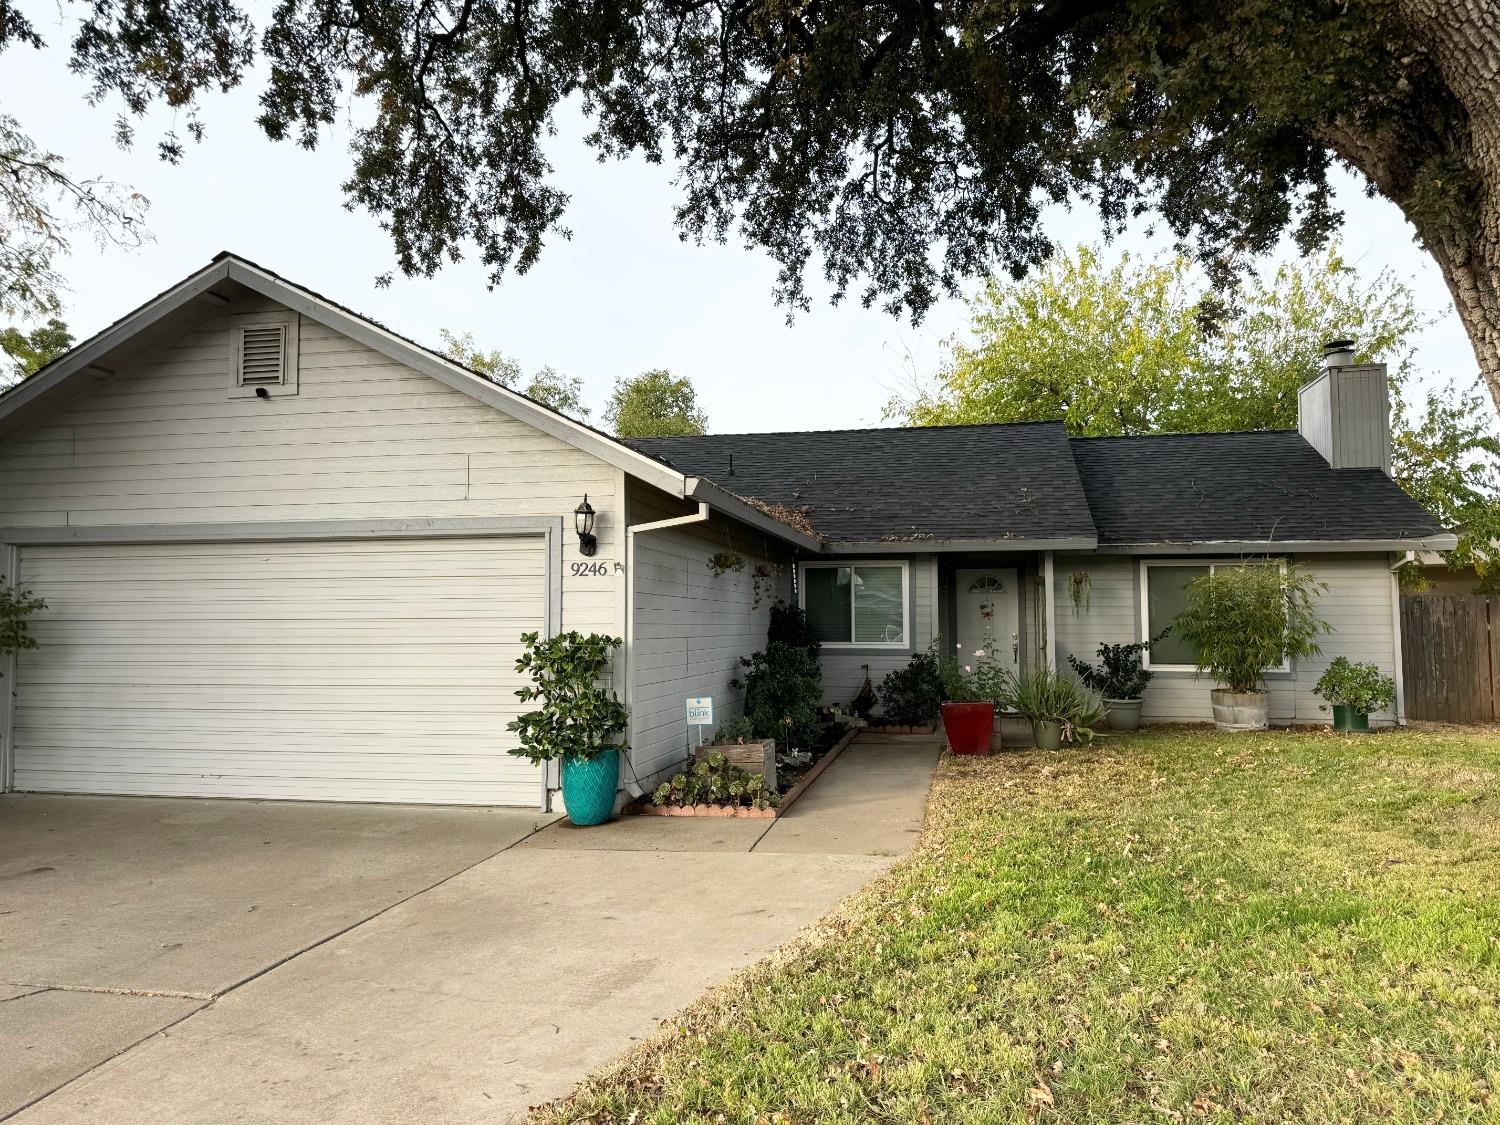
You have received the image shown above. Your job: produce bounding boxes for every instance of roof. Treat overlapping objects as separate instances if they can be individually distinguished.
[2,253,1454,555]
[629,422,1098,548]
[1069,431,1448,546]
[634,424,1455,552]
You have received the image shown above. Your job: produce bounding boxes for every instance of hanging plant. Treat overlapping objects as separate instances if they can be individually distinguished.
[707,550,746,578]
[1068,569,1092,616]
[750,561,782,609]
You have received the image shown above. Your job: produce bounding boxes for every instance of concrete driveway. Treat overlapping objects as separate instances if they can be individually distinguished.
[3,735,940,1124]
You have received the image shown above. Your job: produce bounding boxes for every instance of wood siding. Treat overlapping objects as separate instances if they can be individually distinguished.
[0,293,621,633]
[625,481,792,786]
[1052,552,1400,725]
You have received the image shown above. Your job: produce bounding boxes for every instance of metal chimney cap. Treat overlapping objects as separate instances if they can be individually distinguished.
[1323,338,1356,365]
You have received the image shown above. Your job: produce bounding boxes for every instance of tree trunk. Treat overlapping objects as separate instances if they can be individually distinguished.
[1333,1,1500,417]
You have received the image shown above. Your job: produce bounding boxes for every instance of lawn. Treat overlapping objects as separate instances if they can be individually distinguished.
[537,725,1500,1124]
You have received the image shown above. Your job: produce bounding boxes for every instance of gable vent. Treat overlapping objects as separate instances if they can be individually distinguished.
[238,325,286,386]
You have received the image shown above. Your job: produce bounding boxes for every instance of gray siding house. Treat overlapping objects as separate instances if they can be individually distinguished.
[0,256,1455,810]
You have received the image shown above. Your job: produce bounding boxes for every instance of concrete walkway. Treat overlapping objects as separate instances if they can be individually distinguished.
[7,734,941,1124]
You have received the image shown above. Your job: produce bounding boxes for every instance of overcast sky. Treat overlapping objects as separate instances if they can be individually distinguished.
[2,19,1482,433]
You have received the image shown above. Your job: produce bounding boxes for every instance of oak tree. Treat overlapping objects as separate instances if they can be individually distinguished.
[7,0,1500,415]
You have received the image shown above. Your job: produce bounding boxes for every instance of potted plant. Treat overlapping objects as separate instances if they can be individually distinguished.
[1066,630,1168,732]
[507,630,629,826]
[1314,657,1396,732]
[936,643,999,755]
[1005,665,1106,750]
[1172,563,1329,731]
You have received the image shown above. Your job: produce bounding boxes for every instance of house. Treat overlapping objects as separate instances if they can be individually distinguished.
[0,258,1454,810]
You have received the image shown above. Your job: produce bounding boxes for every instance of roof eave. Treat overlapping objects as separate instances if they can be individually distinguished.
[1104,535,1460,555]
[822,535,1099,554]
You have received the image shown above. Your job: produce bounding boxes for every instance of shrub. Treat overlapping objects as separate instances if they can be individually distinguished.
[1005,666,1107,744]
[1173,563,1330,694]
[1315,657,1397,714]
[0,583,46,655]
[711,714,758,744]
[736,641,822,751]
[940,641,1011,704]
[1067,630,1170,700]
[507,631,629,763]
[767,599,820,653]
[652,753,780,810]
[877,649,944,725]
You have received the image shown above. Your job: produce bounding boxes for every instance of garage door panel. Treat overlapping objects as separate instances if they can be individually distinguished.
[13,536,546,805]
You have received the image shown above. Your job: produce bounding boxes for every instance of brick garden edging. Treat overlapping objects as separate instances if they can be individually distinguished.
[628,726,861,820]
[866,723,936,735]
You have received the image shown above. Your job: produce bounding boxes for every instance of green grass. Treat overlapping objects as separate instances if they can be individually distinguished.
[536,725,1500,1124]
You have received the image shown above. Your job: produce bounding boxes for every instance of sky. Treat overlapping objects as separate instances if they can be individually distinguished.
[1,16,1484,434]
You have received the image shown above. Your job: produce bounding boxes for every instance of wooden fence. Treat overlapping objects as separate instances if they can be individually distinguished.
[1400,594,1499,722]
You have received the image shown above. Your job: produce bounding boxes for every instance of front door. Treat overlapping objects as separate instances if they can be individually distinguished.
[955,568,1020,676]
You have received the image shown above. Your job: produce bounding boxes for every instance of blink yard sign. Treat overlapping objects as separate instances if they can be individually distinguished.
[685,696,714,727]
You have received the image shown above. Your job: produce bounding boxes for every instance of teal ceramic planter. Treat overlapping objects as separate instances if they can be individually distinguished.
[561,749,620,826]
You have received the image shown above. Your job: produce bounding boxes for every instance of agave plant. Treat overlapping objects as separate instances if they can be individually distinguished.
[1004,666,1107,744]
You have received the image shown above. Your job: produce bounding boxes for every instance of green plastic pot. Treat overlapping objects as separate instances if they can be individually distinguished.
[560,749,620,826]
[1331,705,1371,733]
[1032,720,1064,751]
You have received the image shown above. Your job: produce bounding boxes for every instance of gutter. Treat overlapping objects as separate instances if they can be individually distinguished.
[622,501,711,797]
[1389,550,1415,728]
[1106,536,1459,555]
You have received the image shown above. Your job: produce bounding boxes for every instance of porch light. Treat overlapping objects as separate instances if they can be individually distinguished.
[574,495,598,556]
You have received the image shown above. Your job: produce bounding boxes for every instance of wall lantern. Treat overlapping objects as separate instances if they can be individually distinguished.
[574,495,598,556]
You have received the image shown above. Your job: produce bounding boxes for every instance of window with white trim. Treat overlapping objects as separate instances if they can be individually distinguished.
[229,315,299,398]
[1140,559,1290,671]
[799,561,908,646]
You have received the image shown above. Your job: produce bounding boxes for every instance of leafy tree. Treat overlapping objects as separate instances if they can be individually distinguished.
[1,318,75,385]
[438,328,588,418]
[894,246,1499,591]
[8,2,1500,415]
[0,115,149,320]
[604,369,708,437]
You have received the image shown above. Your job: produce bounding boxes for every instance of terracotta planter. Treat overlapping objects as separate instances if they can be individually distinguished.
[1210,689,1269,731]
[941,701,995,755]
[1104,698,1143,732]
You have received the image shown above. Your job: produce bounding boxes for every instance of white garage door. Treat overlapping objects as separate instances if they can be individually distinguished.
[12,536,546,805]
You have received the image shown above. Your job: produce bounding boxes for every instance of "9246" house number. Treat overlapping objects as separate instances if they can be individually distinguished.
[570,561,609,578]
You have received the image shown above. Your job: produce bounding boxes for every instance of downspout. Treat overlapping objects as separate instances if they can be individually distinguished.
[1042,550,1057,670]
[1388,550,1414,727]
[622,502,711,796]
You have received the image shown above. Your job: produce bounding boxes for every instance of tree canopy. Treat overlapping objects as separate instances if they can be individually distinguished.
[4,1,1500,416]
[892,246,1498,592]
[1,317,74,385]
[604,369,708,437]
[438,328,588,418]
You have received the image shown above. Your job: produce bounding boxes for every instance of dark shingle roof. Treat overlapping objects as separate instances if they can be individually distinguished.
[630,422,1096,545]
[1069,430,1446,545]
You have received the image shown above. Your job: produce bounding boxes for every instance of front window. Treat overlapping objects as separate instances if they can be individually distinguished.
[800,562,908,646]
[1140,559,1289,671]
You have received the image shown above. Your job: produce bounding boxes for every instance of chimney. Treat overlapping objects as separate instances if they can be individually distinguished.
[1297,338,1392,475]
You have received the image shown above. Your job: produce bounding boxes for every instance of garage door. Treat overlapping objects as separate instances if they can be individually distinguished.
[11,536,546,805]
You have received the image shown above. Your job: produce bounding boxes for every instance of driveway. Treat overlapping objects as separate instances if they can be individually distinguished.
[3,735,940,1123]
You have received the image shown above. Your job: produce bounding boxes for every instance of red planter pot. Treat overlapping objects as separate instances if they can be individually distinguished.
[941,701,995,755]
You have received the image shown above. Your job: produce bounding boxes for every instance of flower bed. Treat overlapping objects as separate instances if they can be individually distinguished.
[628,726,859,820]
